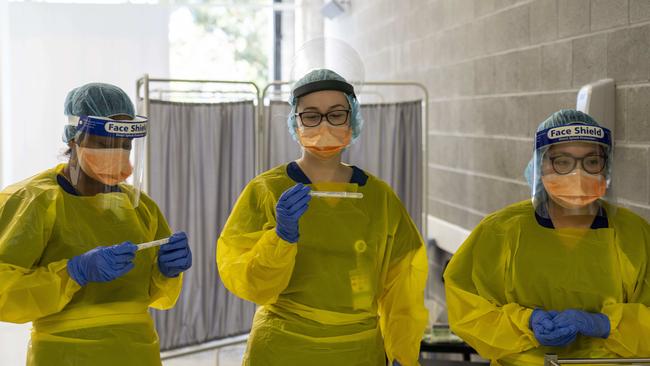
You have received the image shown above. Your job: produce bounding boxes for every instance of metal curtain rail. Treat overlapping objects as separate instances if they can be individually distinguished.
[150,89,260,95]
[261,81,430,241]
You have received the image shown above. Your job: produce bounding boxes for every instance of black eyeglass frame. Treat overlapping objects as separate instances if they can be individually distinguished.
[294,109,351,127]
[547,153,608,175]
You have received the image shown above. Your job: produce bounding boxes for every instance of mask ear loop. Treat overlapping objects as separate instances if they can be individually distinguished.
[68,143,81,187]
[66,115,88,188]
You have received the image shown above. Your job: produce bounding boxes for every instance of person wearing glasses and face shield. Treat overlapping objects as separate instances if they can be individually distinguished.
[217,69,428,366]
[0,83,192,366]
[444,109,650,365]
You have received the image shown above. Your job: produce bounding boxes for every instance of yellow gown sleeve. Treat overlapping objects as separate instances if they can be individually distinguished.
[0,191,81,323]
[147,198,183,310]
[443,221,538,361]
[600,220,650,357]
[217,180,298,305]
[149,269,183,310]
[379,199,429,366]
[602,302,650,356]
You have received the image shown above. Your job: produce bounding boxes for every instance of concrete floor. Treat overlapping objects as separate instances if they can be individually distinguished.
[162,337,247,366]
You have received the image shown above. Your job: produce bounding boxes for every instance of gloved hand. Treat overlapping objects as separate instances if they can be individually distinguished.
[275,183,311,243]
[67,242,137,286]
[158,231,192,278]
[392,360,402,366]
[530,309,578,347]
[553,309,610,338]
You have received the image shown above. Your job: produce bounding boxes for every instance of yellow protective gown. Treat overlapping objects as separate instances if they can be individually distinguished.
[0,164,183,366]
[217,164,428,366]
[444,200,650,366]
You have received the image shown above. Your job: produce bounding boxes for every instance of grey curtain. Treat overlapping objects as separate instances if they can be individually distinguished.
[263,100,423,231]
[262,101,301,169]
[345,100,423,231]
[147,99,257,350]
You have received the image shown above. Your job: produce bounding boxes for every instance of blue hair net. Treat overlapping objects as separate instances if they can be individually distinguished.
[525,109,612,195]
[63,83,135,143]
[287,69,364,143]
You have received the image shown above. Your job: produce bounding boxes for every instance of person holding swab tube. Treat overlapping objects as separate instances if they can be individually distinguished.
[217,67,427,366]
[0,83,191,366]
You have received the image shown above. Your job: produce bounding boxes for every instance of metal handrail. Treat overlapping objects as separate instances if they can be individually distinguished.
[545,354,650,365]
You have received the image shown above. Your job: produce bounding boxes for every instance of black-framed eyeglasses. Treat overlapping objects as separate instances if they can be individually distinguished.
[547,154,607,175]
[295,110,350,127]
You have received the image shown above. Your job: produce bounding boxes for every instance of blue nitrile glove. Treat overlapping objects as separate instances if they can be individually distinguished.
[392,360,402,366]
[530,309,578,347]
[158,231,192,278]
[67,242,137,286]
[553,309,610,338]
[275,183,311,243]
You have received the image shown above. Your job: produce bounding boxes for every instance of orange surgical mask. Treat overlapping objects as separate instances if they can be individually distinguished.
[76,147,133,186]
[297,124,352,160]
[542,170,607,209]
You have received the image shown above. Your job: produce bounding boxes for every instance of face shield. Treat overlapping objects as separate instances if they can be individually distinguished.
[532,123,614,219]
[67,115,148,208]
[287,38,366,149]
[290,38,365,94]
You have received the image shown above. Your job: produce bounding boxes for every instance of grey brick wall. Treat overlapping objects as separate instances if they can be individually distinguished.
[320,0,650,227]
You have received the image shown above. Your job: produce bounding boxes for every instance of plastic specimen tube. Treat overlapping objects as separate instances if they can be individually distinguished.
[310,191,364,199]
[137,237,170,251]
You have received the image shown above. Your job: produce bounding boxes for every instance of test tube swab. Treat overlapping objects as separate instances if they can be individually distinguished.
[310,191,364,199]
[137,238,170,251]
